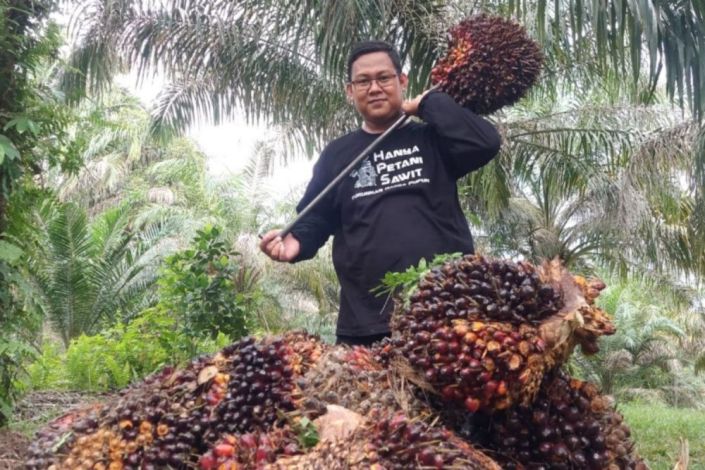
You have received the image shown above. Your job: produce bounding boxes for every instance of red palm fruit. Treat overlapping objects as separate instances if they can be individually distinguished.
[214,443,235,458]
[199,453,218,470]
[239,433,258,449]
[464,397,481,413]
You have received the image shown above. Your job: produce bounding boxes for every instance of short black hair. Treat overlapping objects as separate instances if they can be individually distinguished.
[347,41,402,81]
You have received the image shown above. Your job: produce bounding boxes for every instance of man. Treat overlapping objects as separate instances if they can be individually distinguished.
[260,41,501,346]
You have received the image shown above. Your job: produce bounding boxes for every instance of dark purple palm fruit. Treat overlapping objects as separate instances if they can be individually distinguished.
[487,369,648,470]
[431,14,544,115]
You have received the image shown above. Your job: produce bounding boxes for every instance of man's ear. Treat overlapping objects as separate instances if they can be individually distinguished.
[345,83,354,103]
[399,73,409,93]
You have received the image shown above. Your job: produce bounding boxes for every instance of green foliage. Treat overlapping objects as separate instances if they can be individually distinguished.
[158,225,254,347]
[571,276,705,406]
[374,252,463,306]
[0,233,40,424]
[0,0,88,422]
[19,200,161,346]
[295,417,319,449]
[26,308,230,392]
[24,341,69,391]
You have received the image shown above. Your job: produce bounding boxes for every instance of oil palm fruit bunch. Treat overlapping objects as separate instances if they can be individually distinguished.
[392,318,548,412]
[27,332,326,470]
[431,14,544,114]
[390,255,615,413]
[271,410,501,469]
[488,369,647,470]
[390,255,563,411]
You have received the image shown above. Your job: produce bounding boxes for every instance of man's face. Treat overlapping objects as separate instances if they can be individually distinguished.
[346,51,408,129]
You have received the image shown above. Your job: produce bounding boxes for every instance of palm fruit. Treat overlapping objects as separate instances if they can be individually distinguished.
[296,344,432,418]
[488,369,648,470]
[400,255,564,325]
[198,429,301,469]
[27,332,326,470]
[270,410,501,469]
[431,14,544,115]
[393,318,549,411]
[25,405,104,469]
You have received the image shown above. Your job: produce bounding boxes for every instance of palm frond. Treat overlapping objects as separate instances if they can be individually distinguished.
[508,0,705,119]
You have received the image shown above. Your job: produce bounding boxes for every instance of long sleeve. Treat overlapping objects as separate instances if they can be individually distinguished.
[289,156,339,262]
[418,91,501,179]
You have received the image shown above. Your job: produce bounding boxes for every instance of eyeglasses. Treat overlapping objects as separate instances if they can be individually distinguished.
[349,73,398,91]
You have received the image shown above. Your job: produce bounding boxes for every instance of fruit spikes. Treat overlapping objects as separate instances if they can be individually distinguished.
[297,345,432,419]
[431,14,544,115]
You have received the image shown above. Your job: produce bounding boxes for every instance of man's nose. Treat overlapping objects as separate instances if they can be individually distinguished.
[368,79,384,93]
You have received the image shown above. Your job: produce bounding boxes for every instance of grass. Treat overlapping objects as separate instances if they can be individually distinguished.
[619,402,705,469]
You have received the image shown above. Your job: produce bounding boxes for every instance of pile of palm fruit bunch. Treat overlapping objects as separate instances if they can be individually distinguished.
[26,254,648,469]
[25,332,326,469]
[385,254,645,468]
[431,14,544,114]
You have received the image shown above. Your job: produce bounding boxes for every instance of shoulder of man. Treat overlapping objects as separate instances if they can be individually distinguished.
[315,128,366,166]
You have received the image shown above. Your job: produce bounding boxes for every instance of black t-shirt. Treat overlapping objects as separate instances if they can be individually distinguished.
[290,91,501,336]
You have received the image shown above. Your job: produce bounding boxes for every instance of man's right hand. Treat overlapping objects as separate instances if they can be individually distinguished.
[259,230,301,262]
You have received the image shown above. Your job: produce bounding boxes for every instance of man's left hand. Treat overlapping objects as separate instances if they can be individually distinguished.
[402,88,433,116]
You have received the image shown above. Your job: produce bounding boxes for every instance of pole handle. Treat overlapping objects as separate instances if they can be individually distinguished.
[278,113,410,238]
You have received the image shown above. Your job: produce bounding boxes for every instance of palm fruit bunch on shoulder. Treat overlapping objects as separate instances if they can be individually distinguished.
[390,255,615,413]
[431,14,544,115]
[487,369,647,470]
[27,332,326,470]
[270,410,501,470]
[296,345,432,419]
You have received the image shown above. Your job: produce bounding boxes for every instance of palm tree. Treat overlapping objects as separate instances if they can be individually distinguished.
[19,199,163,346]
[570,276,705,407]
[457,66,705,278]
[61,0,445,152]
[61,0,705,143]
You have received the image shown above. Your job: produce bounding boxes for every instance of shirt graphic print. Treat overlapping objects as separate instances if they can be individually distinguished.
[350,144,429,200]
